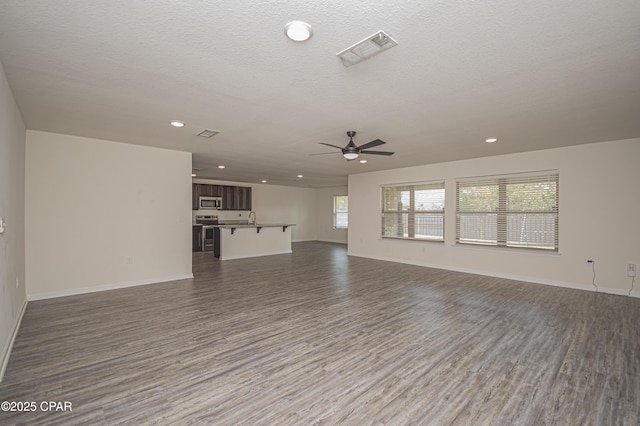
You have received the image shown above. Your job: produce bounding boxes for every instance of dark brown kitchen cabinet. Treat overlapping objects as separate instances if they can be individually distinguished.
[192,184,223,209]
[237,186,252,210]
[192,226,202,252]
[200,184,223,197]
[210,185,223,197]
[192,184,200,210]
[222,185,252,210]
[192,183,252,210]
[221,185,235,210]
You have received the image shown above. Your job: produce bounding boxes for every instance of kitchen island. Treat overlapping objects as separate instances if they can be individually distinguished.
[213,223,295,260]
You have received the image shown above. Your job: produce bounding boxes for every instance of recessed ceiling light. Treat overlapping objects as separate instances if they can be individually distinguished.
[170,120,185,128]
[485,137,498,143]
[297,174,303,178]
[284,21,313,42]
[191,173,196,177]
[218,165,225,169]
[261,179,267,183]
[359,159,367,164]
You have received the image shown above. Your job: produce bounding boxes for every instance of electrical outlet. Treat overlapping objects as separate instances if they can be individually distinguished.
[628,263,637,277]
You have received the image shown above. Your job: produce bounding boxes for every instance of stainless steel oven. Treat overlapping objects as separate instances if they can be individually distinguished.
[195,215,218,251]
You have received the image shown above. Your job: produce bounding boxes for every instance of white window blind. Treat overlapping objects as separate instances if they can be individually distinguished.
[333,195,348,229]
[455,171,559,251]
[381,181,445,241]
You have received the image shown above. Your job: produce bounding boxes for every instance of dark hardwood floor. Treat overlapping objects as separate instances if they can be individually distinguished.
[1,241,638,425]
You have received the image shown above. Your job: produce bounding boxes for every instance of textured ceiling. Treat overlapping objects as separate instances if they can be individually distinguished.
[1,0,639,187]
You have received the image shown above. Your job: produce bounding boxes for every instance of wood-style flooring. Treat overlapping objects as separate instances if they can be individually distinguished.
[1,241,639,425]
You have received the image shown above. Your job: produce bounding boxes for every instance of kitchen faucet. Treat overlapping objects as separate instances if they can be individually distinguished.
[248,211,257,225]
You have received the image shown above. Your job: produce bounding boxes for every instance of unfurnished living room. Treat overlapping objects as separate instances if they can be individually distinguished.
[1,1,639,424]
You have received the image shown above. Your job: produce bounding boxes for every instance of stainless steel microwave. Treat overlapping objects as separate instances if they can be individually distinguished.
[199,196,222,210]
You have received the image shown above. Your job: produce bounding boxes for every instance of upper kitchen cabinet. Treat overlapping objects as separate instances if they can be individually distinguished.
[221,186,235,210]
[237,186,252,211]
[197,184,223,197]
[193,184,251,210]
[192,183,200,210]
[205,185,223,197]
[221,185,252,210]
[193,183,222,210]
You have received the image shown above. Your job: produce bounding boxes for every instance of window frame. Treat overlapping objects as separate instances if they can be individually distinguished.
[455,170,559,252]
[380,180,445,242]
[333,195,348,229]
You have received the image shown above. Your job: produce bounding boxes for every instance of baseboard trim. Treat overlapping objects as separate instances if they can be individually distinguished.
[220,250,292,261]
[315,239,348,245]
[27,274,194,301]
[0,298,28,382]
[347,251,639,298]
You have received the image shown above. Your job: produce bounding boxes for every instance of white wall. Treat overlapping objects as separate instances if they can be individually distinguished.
[0,61,27,380]
[193,178,317,242]
[26,131,193,299]
[348,138,640,296]
[314,186,348,244]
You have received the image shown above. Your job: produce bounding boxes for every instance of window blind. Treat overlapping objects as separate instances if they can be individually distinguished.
[333,195,348,229]
[455,171,559,251]
[381,181,445,241]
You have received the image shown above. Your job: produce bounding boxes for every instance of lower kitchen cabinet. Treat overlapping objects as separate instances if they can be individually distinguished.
[214,227,221,258]
[192,226,202,252]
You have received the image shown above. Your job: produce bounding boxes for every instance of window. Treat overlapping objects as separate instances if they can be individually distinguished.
[333,195,348,229]
[381,181,445,241]
[455,171,559,251]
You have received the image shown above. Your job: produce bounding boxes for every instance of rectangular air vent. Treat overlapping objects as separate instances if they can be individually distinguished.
[336,30,398,67]
[197,129,220,138]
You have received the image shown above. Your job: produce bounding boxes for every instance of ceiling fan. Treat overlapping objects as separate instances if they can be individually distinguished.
[312,131,394,160]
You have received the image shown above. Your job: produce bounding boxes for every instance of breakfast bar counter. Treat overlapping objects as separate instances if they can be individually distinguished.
[213,223,295,260]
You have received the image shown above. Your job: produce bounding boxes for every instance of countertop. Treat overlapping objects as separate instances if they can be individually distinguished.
[214,223,295,229]
[192,220,249,226]
[192,222,295,228]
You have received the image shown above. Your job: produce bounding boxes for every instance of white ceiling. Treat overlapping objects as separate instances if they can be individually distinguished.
[1,0,639,187]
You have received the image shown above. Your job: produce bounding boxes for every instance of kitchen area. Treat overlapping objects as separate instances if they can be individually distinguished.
[192,183,295,260]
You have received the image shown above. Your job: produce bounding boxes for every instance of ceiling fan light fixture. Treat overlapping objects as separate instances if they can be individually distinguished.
[343,152,359,160]
[285,21,313,42]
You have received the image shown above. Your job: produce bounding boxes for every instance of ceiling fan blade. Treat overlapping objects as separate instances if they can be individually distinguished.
[318,142,345,150]
[361,150,394,156]
[357,139,386,150]
[309,152,338,156]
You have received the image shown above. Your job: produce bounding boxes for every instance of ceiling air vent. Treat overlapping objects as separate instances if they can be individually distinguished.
[197,129,220,138]
[336,30,398,67]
